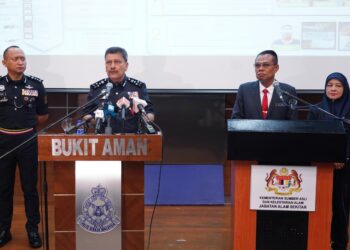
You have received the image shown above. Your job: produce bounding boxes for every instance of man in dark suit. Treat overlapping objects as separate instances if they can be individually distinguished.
[231,50,297,120]
[231,50,301,249]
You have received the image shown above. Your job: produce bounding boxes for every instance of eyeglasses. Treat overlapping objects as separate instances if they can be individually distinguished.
[254,63,275,69]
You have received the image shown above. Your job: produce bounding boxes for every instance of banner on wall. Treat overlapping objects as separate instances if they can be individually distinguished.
[250,165,317,212]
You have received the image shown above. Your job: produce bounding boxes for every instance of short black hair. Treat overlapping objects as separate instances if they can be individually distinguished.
[3,45,20,59]
[104,47,128,62]
[256,50,278,65]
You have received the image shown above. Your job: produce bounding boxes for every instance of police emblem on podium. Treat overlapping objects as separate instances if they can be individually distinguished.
[77,184,120,233]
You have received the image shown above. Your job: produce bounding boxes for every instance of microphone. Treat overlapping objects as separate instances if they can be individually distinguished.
[94,109,105,134]
[116,94,131,120]
[104,104,116,135]
[273,81,284,102]
[132,97,148,114]
[101,82,113,100]
[104,103,117,118]
[274,81,299,109]
[288,99,298,110]
[132,97,156,134]
[94,83,113,134]
[116,93,131,134]
[139,114,156,134]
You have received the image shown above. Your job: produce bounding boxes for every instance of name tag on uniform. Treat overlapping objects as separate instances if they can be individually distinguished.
[22,89,38,97]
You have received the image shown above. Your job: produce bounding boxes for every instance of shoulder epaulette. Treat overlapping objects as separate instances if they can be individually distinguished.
[27,75,43,83]
[128,77,145,87]
[91,78,108,89]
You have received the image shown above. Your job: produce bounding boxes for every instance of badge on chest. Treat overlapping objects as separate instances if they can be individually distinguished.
[22,89,38,97]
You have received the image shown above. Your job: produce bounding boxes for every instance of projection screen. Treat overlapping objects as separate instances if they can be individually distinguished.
[0,0,349,90]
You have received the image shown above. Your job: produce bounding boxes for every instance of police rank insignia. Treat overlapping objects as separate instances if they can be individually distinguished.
[77,184,120,233]
[24,84,34,89]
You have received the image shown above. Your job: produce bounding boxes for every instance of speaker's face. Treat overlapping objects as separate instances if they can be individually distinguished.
[254,54,279,87]
[105,52,129,83]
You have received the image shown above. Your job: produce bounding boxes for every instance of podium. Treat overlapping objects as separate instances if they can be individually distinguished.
[38,134,162,250]
[227,119,346,250]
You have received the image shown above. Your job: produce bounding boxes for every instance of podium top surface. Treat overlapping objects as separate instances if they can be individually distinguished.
[227,119,345,135]
[227,119,346,163]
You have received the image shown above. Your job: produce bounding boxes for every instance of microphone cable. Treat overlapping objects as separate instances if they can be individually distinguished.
[146,126,164,250]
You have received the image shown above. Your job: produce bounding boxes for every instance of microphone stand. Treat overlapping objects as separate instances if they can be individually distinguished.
[0,89,109,160]
[104,108,117,135]
[137,112,157,134]
[105,116,112,135]
[0,88,109,250]
[120,106,126,135]
[280,89,350,125]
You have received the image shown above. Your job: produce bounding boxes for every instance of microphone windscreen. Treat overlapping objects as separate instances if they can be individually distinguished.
[133,97,147,107]
[94,109,104,119]
[107,104,114,112]
[116,94,131,109]
[106,82,113,92]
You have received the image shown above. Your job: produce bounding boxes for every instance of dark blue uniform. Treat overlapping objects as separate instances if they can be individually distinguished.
[0,75,48,233]
[85,75,154,133]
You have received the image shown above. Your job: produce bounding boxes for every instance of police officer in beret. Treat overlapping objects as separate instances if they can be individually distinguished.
[84,46,154,134]
[0,46,48,248]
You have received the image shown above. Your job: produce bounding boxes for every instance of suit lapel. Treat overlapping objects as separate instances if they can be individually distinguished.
[252,81,263,119]
[267,87,279,118]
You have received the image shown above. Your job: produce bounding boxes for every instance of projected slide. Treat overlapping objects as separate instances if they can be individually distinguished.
[0,0,349,89]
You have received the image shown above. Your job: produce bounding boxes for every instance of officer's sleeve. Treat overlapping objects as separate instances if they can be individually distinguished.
[36,83,48,115]
[231,85,245,119]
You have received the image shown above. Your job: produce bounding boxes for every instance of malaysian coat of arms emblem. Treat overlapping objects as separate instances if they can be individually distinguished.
[265,167,302,195]
[77,184,121,233]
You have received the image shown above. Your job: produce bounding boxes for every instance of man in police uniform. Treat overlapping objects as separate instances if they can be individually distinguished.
[84,46,154,133]
[0,46,48,248]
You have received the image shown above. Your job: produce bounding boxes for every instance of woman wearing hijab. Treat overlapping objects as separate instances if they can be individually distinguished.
[308,72,350,250]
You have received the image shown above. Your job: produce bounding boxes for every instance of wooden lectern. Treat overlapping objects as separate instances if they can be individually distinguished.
[38,134,162,250]
[227,119,346,250]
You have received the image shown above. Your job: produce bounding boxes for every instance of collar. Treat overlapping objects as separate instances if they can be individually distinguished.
[6,75,26,85]
[259,81,274,94]
[109,75,128,88]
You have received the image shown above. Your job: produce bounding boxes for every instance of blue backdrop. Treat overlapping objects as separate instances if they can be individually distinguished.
[145,164,225,205]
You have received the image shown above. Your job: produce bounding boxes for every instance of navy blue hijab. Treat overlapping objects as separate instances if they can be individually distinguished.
[321,72,350,119]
